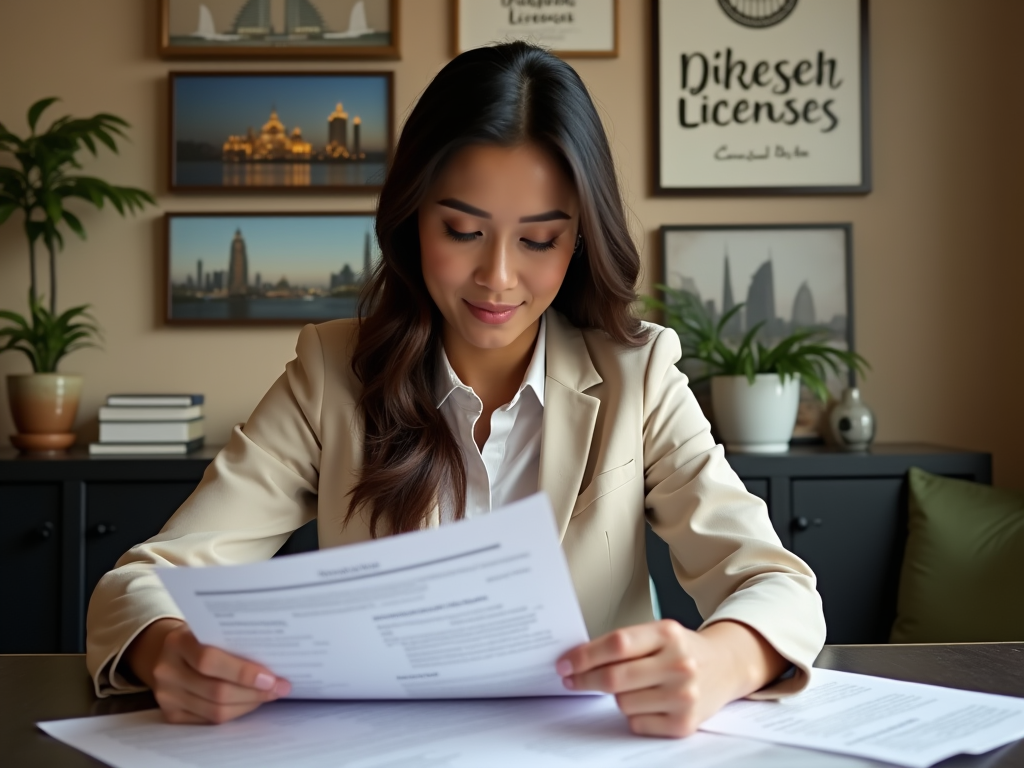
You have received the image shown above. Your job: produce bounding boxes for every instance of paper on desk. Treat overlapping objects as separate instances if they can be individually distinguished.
[701,667,1024,768]
[157,492,594,700]
[38,696,876,768]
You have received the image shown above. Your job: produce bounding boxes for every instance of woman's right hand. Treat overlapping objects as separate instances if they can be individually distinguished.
[125,618,291,724]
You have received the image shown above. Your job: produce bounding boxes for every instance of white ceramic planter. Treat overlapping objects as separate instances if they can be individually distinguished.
[711,374,801,453]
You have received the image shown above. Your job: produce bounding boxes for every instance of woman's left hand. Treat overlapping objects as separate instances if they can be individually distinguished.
[555,619,788,738]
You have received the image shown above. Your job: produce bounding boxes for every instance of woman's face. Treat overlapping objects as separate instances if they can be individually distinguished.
[418,142,580,351]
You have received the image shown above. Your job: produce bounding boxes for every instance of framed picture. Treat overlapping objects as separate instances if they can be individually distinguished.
[660,223,855,441]
[453,0,617,58]
[164,212,380,325]
[159,0,399,59]
[653,0,870,195]
[169,71,393,193]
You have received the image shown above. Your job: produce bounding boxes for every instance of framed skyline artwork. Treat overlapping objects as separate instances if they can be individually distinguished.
[164,212,380,325]
[454,0,617,58]
[653,0,871,195]
[159,0,400,59]
[169,71,393,193]
[660,223,855,441]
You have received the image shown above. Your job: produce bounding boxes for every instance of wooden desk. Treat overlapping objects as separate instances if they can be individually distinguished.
[4,644,1023,767]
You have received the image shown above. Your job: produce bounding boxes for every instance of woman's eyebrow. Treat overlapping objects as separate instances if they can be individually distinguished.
[519,209,571,223]
[438,198,491,219]
[437,198,571,223]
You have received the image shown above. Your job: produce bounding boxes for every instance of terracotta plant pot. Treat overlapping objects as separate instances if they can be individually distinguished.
[6,373,83,453]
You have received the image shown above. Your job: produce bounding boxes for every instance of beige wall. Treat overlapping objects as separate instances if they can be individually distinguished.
[991,2,1024,488]
[1,1,1020,487]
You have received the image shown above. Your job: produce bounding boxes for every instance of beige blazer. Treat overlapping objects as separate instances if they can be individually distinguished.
[86,310,825,698]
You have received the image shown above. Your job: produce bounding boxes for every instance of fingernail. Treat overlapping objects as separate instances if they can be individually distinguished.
[273,679,291,697]
[254,673,275,691]
[556,659,573,677]
[562,676,575,690]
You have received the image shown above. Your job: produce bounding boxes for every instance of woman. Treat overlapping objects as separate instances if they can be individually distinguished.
[87,42,825,736]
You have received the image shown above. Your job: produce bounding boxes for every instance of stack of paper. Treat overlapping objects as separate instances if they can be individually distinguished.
[39,493,1024,767]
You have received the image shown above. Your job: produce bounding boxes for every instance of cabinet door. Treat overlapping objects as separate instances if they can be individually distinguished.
[85,482,198,619]
[790,478,904,644]
[85,484,319,608]
[0,484,63,652]
[648,478,770,629]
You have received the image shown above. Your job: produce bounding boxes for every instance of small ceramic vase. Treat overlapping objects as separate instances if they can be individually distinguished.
[828,387,875,451]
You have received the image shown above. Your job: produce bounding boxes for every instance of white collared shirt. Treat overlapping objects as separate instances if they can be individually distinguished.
[435,316,546,521]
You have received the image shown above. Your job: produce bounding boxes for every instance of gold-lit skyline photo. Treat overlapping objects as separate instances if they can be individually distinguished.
[171,72,391,190]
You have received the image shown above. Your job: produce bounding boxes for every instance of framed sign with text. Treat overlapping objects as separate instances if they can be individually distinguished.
[653,0,870,195]
[454,0,617,58]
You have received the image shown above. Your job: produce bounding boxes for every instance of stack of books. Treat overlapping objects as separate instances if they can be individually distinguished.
[89,394,205,456]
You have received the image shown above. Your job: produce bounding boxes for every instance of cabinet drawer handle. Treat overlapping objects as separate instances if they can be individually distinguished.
[792,516,823,531]
[36,521,56,540]
[91,522,118,536]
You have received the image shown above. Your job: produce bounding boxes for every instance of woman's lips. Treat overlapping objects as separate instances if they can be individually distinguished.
[463,300,521,325]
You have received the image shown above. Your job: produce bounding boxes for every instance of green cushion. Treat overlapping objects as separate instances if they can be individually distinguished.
[891,468,1024,643]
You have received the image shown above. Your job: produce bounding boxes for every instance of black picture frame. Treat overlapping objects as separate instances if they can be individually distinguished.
[651,0,872,196]
[163,211,378,326]
[659,222,856,442]
[168,71,393,194]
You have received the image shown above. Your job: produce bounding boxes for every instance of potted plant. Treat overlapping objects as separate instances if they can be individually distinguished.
[0,97,155,452]
[646,286,869,453]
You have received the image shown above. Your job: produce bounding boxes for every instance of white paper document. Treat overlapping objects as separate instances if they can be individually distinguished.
[702,667,1024,768]
[39,696,876,768]
[157,492,593,700]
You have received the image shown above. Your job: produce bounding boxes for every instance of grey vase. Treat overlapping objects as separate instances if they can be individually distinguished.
[828,388,875,451]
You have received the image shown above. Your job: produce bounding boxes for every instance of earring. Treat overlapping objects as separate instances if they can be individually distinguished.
[573,234,583,255]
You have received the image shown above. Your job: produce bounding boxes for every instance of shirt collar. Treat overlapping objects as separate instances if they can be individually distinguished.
[435,314,547,409]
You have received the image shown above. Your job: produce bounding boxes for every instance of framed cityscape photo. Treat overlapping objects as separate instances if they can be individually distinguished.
[159,0,400,59]
[164,212,379,325]
[454,0,617,57]
[653,0,870,195]
[169,71,393,193]
[660,223,855,441]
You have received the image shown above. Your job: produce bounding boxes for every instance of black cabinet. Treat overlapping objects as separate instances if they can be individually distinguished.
[0,443,993,652]
[0,448,323,653]
[789,478,905,644]
[0,484,64,653]
[83,482,199,620]
[648,444,992,644]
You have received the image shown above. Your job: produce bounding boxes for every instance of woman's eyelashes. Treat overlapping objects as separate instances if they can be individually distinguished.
[443,223,558,252]
[444,223,480,242]
[521,236,558,252]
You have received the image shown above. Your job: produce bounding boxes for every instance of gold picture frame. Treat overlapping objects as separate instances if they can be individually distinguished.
[159,0,400,59]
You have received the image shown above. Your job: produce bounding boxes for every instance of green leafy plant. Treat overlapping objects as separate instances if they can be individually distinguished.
[0,97,155,372]
[644,285,869,401]
[0,293,101,373]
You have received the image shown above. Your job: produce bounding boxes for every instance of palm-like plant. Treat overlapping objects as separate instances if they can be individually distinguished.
[0,97,155,372]
[644,285,869,401]
[0,293,101,373]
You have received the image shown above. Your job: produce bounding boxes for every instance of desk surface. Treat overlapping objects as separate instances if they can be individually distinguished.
[4,644,1024,768]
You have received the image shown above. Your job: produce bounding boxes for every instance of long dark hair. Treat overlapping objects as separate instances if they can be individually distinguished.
[349,42,647,536]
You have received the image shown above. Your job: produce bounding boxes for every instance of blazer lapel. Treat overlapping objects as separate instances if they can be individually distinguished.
[539,311,603,540]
